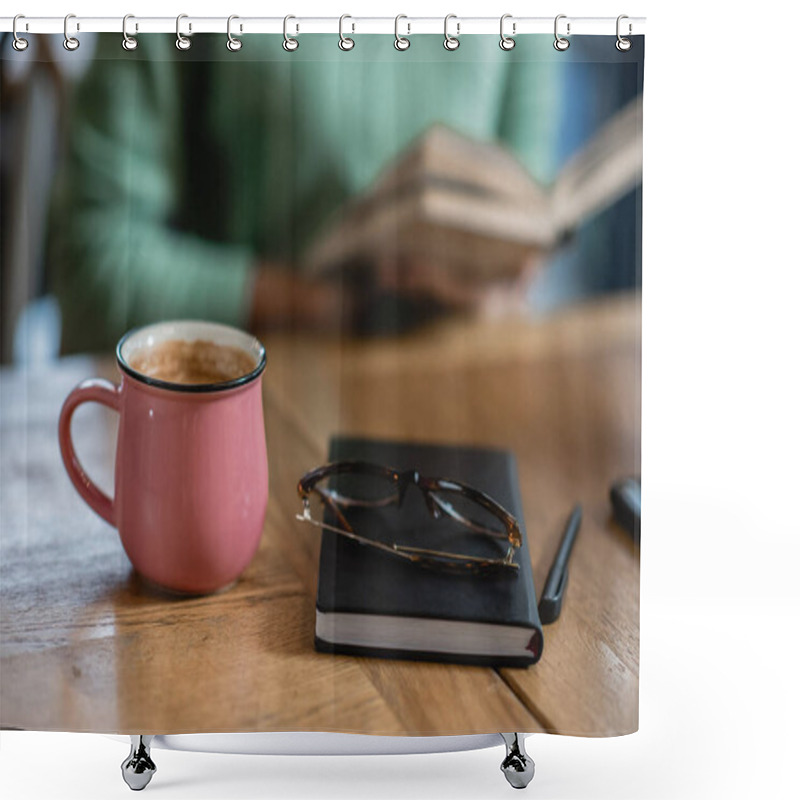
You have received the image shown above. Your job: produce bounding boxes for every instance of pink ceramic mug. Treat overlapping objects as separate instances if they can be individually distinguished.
[58,321,269,594]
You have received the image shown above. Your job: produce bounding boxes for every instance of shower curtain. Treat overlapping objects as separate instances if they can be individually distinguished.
[0,24,643,743]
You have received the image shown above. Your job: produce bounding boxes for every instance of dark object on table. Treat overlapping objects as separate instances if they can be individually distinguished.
[313,437,543,668]
[537,504,582,625]
[610,477,641,543]
[297,459,522,574]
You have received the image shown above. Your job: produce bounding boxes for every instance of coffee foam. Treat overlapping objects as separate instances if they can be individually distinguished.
[129,339,257,385]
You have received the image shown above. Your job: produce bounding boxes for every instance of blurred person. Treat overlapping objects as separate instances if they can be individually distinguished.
[48,34,637,353]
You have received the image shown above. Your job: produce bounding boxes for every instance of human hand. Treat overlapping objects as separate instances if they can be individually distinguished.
[249,265,355,332]
[374,252,542,320]
[248,251,541,336]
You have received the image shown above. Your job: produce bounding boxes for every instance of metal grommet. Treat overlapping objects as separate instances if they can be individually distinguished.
[339,14,355,51]
[63,13,80,51]
[394,14,410,51]
[12,14,29,51]
[283,15,299,51]
[175,13,192,51]
[553,14,570,51]
[443,14,460,51]
[122,14,138,51]
[616,15,632,51]
[227,15,243,51]
[499,14,515,51]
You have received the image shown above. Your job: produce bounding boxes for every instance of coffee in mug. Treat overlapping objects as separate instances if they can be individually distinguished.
[58,321,269,595]
[129,339,257,385]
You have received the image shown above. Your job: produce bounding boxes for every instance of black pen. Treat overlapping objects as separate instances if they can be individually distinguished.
[538,504,582,625]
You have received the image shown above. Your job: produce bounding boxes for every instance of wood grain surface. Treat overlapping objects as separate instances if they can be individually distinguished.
[0,294,639,736]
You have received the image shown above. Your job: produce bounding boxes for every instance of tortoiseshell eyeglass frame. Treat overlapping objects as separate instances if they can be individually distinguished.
[296,460,522,574]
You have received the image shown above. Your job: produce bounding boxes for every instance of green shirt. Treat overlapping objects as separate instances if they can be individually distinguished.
[51,34,561,353]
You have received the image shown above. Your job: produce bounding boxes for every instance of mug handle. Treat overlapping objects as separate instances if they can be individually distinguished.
[58,379,121,527]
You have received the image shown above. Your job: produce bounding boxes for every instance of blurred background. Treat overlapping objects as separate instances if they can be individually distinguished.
[1,31,642,365]
[2,34,98,364]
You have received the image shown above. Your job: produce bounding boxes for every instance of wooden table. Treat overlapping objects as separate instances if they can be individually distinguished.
[0,293,640,737]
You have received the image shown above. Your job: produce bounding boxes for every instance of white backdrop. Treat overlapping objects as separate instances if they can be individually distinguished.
[2,1,799,799]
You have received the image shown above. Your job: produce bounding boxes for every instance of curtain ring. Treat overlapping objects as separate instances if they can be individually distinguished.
[12,14,29,52]
[616,15,632,51]
[176,14,192,51]
[499,14,515,50]
[553,14,570,51]
[122,14,138,51]
[339,14,355,51]
[227,15,243,51]
[283,15,299,51]
[443,14,460,51]
[63,13,80,51]
[394,14,410,51]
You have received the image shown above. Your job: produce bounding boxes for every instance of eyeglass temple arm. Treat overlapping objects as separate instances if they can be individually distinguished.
[296,511,519,571]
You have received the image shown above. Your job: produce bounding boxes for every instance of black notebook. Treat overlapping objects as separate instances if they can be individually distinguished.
[314,437,543,667]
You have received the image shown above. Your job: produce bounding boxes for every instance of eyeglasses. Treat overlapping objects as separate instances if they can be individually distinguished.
[296,460,521,573]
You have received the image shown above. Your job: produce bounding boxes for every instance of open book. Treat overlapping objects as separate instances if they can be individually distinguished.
[303,96,643,282]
